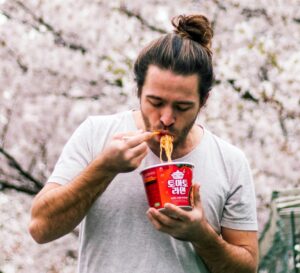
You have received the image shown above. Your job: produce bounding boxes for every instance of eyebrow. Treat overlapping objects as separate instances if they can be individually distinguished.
[146,95,195,105]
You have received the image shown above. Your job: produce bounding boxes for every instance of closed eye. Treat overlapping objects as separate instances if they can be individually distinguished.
[148,98,164,108]
[175,105,192,111]
[174,102,194,112]
[146,95,195,111]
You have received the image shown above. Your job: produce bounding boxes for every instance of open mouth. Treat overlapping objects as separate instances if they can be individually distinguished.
[152,130,175,137]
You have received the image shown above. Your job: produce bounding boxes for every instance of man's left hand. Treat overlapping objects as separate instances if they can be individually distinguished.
[146,183,213,243]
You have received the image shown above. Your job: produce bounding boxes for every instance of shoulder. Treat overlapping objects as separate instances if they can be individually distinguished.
[204,129,247,163]
[68,111,134,140]
[203,128,251,184]
[82,110,134,135]
[87,110,132,127]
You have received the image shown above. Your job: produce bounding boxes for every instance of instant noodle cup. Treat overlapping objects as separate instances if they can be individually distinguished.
[140,162,194,211]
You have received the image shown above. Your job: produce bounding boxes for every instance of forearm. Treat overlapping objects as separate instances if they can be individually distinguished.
[192,224,257,273]
[29,157,116,243]
[29,130,151,243]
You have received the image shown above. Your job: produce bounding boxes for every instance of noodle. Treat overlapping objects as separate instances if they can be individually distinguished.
[160,135,174,162]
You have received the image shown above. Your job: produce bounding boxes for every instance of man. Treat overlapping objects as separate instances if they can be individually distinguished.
[29,14,258,273]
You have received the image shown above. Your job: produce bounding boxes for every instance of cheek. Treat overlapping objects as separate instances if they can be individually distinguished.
[141,106,159,128]
[177,111,198,129]
[147,114,161,127]
[143,105,160,121]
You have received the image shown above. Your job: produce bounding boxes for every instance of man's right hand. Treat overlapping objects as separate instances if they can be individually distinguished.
[99,131,153,173]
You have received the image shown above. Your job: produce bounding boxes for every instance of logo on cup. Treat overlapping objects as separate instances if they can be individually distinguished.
[168,170,188,195]
[171,170,184,179]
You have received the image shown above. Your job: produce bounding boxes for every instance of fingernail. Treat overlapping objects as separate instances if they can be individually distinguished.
[164,203,173,209]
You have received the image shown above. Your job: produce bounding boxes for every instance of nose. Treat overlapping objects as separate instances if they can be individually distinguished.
[160,107,175,127]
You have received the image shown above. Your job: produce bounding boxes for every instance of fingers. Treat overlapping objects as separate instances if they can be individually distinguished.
[124,131,153,148]
[129,143,149,166]
[120,133,149,165]
[146,184,205,241]
[147,207,193,241]
[147,184,202,227]
[113,131,153,148]
[147,208,182,230]
[108,131,152,171]
[147,205,192,226]
[163,203,190,221]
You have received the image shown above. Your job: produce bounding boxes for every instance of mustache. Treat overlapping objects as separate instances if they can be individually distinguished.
[153,128,177,137]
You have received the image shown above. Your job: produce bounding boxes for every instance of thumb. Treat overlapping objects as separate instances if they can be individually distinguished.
[192,183,202,208]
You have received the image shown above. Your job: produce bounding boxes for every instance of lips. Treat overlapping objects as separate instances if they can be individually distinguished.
[154,130,175,137]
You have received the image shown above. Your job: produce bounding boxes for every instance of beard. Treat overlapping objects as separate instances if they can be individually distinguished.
[140,108,199,156]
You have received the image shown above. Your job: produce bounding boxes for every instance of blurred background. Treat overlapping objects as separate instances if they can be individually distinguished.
[0,0,299,272]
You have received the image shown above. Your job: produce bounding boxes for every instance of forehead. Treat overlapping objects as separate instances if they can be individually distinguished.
[142,65,199,98]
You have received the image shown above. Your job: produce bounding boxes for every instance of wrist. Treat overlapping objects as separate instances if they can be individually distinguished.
[92,154,119,178]
[191,220,219,249]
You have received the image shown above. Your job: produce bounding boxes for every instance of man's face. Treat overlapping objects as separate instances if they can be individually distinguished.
[140,65,201,152]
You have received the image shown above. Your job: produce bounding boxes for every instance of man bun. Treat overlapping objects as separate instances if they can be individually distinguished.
[172,14,213,53]
[134,13,214,105]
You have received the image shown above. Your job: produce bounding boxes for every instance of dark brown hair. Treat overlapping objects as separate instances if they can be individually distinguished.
[134,14,214,107]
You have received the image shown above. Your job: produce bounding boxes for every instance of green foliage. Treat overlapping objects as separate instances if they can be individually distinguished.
[259,218,291,272]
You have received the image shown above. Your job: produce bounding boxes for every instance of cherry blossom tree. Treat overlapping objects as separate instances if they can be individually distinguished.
[0,0,299,272]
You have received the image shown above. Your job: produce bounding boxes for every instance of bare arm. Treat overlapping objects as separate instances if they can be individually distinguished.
[192,224,258,273]
[146,183,258,273]
[29,131,152,244]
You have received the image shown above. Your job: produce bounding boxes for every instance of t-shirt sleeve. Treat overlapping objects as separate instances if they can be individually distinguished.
[221,153,258,231]
[47,117,93,185]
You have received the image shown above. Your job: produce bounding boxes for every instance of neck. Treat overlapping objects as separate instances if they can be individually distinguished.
[171,125,202,159]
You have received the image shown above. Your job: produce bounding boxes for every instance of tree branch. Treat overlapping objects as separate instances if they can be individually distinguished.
[241,8,272,23]
[215,78,299,138]
[0,38,28,73]
[0,179,40,195]
[225,78,259,103]
[0,107,13,147]
[60,92,108,100]
[294,18,300,24]
[8,0,87,54]
[0,9,11,19]
[0,147,44,188]
[118,5,167,34]
[211,0,227,11]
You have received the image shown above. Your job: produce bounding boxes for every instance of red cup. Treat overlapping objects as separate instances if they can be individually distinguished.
[140,162,194,211]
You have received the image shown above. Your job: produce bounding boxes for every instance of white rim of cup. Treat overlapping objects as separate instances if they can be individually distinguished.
[140,162,194,175]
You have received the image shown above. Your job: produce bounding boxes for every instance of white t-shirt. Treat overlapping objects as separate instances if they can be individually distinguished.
[48,110,258,273]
